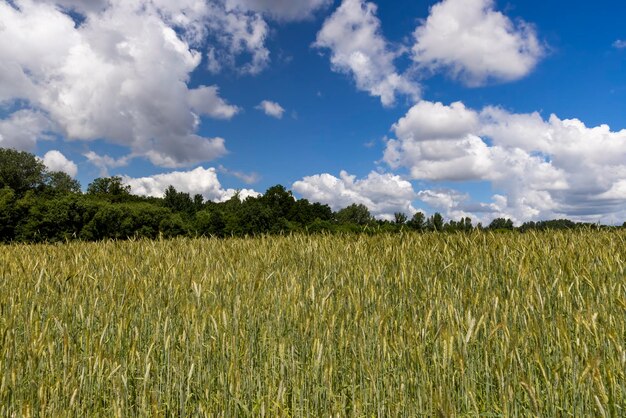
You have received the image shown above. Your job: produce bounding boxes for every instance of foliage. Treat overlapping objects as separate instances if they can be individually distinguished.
[426,212,444,231]
[394,212,408,225]
[163,185,195,214]
[407,211,426,231]
[87,176,131,198]
[0,187,17,240]
[336,203,372,225]
[0,147,624,243]
[0,148,47,195]
[488,217,515,230]
[44,171,81,195]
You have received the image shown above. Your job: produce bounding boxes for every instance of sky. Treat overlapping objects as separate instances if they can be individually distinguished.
[1,0,625,224]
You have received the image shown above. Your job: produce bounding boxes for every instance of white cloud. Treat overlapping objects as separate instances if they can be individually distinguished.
[293,170,417,219]
[393,100,480,142]
[417,189,474,220]
[613,40,626,49]
[205,4,270,75]
[42,150,78,177]
[314,0,420,106]
[0,0,274,168]
[224,0,331,21]
[384,100,626,224]
[416,189,517,225]
[412,0,543,85]
[256,100,285,119]
[123,166,260,202]
[189,85,240,119]
[0,110,53,151]
[84,151,131,176]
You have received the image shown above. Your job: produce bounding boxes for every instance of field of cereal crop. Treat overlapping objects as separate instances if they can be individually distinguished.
[1,231,625,416]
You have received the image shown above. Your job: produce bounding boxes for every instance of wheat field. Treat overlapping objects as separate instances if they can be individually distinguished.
[1,231,625,416]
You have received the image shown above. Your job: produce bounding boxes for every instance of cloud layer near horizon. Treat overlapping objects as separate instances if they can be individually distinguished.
[124,166,260,202]
[293,170,417,220]
[383,101,626,224]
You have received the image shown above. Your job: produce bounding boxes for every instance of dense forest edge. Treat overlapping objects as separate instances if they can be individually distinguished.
[1,148,624,243]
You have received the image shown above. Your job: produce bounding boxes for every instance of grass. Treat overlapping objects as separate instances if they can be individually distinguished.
[1,231,625,416]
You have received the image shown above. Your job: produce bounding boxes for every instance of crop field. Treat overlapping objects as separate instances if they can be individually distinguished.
[1,231,625,416]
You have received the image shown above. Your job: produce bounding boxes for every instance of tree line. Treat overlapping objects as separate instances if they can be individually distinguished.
[0,148,622,243]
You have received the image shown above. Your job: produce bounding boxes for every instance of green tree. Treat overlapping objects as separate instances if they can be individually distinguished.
[195,209,226,237]
[80,203,126,240]
[87,176,131,197]
[118,203,171,239]
[15,195,90,242]
[287,199,333,226]
[45,171,81,195]
[488,218,514,230]
[407,212,426,231]
[163,185,195,214]
[0,148,47,195]
[193,194,204,212]
[336,203,372,226]
[0,187,17,241]
[394,212,408,225]
[238,199,273,235]
[463,217,473,231]
[427,212,444,231]
[159,213,187,238]
[261,185,295,219]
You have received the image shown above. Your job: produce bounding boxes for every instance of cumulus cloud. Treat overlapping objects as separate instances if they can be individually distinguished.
[0,110,53,151]
[417,189,519,225]
[189,85,240,119]
[256,100,285,119]
[42,150,78,177]
[412,0,543,85]
[384,100,626,224]
[293,170,417,219]
[204,4,270,75]
[84,151,132,176]
[0,0,275,168]
[123,166,260,202]
[224,0,331,21]
[393,100,480,142]
[314,0,420,106]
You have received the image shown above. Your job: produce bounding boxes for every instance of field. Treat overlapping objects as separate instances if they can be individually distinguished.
[1,231,625,416]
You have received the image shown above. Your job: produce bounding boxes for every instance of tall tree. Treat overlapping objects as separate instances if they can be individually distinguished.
[428,212,444,231]
[488,218,514,230]
[407,212,426,231]
[0,187,17,241]
[163,185,194,214]
[261,185,295,219]
[45,171,81,194]
[336,203,372,225]
[0,148,47,195]
[87,176,131,196]
[394,212,408,225]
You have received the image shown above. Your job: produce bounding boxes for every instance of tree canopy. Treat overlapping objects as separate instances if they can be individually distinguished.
[0,147,622,243]
[0,148,47,196]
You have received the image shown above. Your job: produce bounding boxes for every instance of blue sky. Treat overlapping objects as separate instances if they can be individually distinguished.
[1,0,626,223]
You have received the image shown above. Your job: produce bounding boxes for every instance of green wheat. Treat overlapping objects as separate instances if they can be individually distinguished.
[1,230,625,416]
